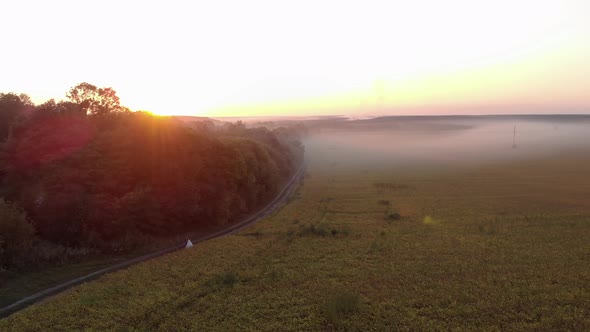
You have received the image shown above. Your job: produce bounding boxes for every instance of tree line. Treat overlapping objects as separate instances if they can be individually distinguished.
[0,83,304,272]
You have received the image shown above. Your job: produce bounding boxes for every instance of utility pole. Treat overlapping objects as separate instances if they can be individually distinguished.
[512,125,517,149]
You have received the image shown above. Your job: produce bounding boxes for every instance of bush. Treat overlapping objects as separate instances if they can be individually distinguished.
[242,231,264,238]
[0,199,35,268]
[296,224,351,238]
[385,210,401,221]
[208,271,239,288]
[28,241,96,267]
[323,291,361,323]
[373,182,409,190]
[297,224,330,237]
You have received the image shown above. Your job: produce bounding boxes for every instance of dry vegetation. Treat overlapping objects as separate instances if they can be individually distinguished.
[2,128,590,331]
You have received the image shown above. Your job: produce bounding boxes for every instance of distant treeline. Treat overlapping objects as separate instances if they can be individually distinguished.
[0,83,304,271]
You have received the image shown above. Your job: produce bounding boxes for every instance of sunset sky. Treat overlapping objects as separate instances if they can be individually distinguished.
[1,0,589,117]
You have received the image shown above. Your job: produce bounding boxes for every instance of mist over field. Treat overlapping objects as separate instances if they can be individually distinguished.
[304,116,590,170]
[3,113,590,330]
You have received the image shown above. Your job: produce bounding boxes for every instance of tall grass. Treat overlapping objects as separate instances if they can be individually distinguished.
[323,292,361,323]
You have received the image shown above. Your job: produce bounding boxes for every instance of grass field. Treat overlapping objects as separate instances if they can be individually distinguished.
[0,255,138,309]
[2,121,590,331]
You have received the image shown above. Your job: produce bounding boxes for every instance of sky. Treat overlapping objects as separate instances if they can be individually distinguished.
[1,0,589,117]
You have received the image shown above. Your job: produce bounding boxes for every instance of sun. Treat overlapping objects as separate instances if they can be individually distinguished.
[120,92,208,117]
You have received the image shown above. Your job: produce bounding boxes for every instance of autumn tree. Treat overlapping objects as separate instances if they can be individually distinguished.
[66,82,123,116]
[0,93,33,142]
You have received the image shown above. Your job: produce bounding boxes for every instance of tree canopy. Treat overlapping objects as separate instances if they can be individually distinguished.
[0,83,304,271]
[66,82,123,116]
[0,93,32,142]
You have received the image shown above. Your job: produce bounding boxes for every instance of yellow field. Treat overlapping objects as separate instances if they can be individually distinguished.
[2,127,590,331]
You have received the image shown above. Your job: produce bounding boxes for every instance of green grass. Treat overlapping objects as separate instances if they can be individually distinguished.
[2,147,590,330]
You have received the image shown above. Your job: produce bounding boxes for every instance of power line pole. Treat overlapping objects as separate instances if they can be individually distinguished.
[512,125,517,149]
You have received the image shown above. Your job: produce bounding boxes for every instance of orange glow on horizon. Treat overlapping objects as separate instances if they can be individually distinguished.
[2,0,589,117]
